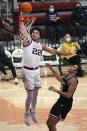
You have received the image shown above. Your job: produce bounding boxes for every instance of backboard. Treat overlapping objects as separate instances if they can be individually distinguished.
[0,0,19,35]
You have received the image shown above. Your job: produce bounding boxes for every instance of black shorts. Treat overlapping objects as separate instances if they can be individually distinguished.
[50,98,72,120]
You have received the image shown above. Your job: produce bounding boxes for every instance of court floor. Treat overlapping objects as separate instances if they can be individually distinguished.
[0,75,87,131]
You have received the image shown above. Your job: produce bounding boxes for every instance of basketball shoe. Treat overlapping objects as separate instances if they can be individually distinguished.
[30,109,38,123]
[5,74,9,81]
[14,77,18,85]
[24,112,31,126]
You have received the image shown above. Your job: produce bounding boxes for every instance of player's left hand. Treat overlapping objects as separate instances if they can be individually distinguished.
[45,63,51,68]
[49,86,56,92]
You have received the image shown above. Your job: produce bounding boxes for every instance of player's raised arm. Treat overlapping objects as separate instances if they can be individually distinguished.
[45,63,63,82]
[19,13,35,46]
[42,44,72,56]
[19,21,31,43]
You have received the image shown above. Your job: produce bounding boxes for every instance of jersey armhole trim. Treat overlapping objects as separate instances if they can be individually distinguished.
[23,40,32,47]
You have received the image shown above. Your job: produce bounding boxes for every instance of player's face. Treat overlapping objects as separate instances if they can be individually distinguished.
[68,65,78,74]
[31,30,40,41]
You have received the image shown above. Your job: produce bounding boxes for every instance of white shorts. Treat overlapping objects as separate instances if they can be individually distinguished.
[21,67,42,90]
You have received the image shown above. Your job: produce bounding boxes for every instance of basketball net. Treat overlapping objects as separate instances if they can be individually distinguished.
[14,15,36,44]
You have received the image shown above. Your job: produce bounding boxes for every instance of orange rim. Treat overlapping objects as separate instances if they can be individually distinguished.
[19,16,36,22]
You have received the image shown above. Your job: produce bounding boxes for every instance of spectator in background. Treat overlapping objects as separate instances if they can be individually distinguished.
[70,2,87,43]
[61,34,84,77]
[46,5,63,45]
[4,31,11,43]
[0,44,18,84]
[80,35,87,57]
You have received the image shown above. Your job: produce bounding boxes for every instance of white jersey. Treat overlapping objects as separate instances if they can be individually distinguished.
[22,40,42,68]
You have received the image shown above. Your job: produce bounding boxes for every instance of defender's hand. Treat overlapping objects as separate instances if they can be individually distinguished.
[49,86,57,92]
[45,63,51,68]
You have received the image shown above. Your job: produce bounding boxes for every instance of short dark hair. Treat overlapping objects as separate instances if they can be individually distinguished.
[30,27,42,37]
[74,2,81,7]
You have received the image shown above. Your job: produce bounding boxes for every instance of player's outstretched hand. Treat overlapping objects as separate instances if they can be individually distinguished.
[45,63,51,68]
[49,86,57,92]
[65,52,72,56]
[57,51,72,56]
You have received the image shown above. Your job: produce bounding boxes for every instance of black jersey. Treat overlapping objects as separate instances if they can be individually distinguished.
[59,74,78,103]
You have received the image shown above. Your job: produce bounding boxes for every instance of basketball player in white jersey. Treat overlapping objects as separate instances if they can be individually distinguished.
[20,17,71,126]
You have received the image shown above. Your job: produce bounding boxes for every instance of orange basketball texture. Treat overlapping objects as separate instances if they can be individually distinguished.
[20,2,32,13]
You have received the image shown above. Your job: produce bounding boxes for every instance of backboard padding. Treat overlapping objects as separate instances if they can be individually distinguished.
[0,0,19,35]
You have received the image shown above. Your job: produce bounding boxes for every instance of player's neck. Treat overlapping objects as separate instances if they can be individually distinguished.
[69,73,76,77]
[33,39,39,43]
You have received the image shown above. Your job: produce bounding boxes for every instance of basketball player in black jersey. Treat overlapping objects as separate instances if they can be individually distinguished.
[45,63,78,131]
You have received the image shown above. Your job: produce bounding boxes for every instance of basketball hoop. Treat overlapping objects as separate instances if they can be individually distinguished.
[19,16,36,22]
[14,16,36,43]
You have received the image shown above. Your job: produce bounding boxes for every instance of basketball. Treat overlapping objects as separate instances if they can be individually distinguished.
[19,2,32,14]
